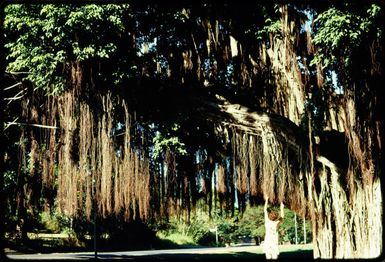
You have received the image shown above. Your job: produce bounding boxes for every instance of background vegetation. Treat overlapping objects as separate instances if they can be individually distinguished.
[6,204,311,253]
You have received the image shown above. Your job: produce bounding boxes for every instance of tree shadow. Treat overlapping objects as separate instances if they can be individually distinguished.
[73,248,314,261]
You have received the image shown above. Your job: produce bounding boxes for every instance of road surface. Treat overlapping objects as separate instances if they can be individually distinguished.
[5,244,313,260]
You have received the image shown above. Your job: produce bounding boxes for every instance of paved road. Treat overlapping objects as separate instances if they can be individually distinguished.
[6,244,313,260]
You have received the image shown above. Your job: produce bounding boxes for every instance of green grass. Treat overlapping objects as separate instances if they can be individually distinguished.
[156,231,197,246]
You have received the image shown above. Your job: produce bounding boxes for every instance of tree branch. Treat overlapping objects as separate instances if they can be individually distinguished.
[3,82,22,91]
[5,122,58,130]
[192,94,307,150]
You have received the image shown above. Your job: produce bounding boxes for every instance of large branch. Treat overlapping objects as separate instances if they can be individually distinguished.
[191,94,307,150]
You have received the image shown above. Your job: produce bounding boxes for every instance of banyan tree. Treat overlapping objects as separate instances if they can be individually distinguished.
[1,2,383,259]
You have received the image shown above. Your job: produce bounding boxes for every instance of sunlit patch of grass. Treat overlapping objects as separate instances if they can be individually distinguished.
[27,232,70,239]
[156,231,197,246]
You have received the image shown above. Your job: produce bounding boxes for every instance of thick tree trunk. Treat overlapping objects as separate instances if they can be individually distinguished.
[312,156,382,258]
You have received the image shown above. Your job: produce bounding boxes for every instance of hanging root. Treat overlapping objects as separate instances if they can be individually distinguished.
[227,125,308,215]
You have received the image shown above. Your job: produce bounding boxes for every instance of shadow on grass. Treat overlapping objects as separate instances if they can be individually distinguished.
[280,248,314,259]
[5,238,89,254]
[5,236,200,254]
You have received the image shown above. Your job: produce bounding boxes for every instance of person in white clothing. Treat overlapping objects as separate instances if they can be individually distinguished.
[263,197,284,259]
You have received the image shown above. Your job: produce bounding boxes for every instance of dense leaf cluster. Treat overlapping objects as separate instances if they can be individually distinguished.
[311,4,382,75]
[4,4,132,94]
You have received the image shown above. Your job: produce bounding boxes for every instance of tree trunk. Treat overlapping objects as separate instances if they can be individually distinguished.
[312,156,382,258]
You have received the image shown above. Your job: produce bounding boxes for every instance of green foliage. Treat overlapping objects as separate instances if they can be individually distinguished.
[156,216,208,246]
[242,4,282,41]
[39,211,61,233]
[152,134,187,159]
[216,219,236,244]
[4,4,131,95]
[156,231,196,246]
[39,211,72,234]
[4,170,17,190]
[186,217,210,243]
[154,205,312,247]
[256,18,282,40]
[152,123,187,159]
[5,5,67,94]
[311,4,382,70]
[280,212,312,244]
[234,205,265,241]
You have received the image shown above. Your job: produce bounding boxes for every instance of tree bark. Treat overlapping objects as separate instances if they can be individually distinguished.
[312,156,382,258]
